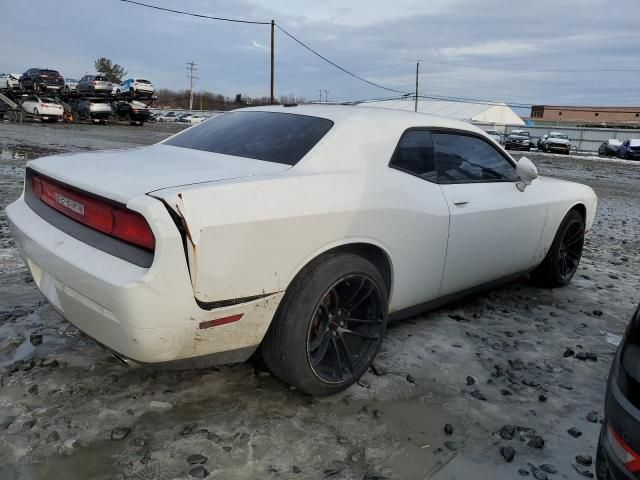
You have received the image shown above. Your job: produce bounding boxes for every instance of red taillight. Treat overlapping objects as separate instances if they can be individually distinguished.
[41,104,49,108]
[31,175,155,251]
[112,209,155,250]
[608,424,640,473]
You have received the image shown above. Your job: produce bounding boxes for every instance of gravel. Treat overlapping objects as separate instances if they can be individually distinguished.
[0,124,638,479]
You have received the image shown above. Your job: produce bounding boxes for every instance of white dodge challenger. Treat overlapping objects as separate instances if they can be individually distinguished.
[6,105,597,395]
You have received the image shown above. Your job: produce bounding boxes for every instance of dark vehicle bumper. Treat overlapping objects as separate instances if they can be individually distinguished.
[599,353,640,479]
[129,112,152,121]
[505,142,530,150]
[604,147,621,156]
[548,144,571,152]
[623,151,640,160]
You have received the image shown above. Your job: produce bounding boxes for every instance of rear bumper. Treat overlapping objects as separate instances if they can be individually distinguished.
[600,356,640,479]
[6,194,283,364]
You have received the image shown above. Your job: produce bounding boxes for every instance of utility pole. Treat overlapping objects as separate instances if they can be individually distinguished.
[323,89,329,103]
[270,20,275,104]
[186,61,198,111]
[415,61,419,113]
[319,90,323,102]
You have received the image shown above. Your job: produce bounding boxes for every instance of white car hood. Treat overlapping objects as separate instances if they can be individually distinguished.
[27,144,291,204]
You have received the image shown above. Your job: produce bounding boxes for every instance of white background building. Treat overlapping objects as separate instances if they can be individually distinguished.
[360,98,525,125]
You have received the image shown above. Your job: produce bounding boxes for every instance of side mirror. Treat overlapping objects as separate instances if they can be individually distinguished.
[516,156,538,192]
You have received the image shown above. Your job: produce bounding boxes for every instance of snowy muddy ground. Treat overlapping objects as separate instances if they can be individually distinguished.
[0,122,639,480]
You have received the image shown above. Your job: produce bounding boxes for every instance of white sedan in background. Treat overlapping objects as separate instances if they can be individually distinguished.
[21,95,64,120]
[0,73,20,90]
[6,105,597,395]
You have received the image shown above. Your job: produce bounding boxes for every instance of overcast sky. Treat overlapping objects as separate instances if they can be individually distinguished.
[2,0,639,111]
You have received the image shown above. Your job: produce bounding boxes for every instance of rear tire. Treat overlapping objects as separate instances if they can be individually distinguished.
[261,252,388,396]
[596,429,612,480]
[530,209,585,287]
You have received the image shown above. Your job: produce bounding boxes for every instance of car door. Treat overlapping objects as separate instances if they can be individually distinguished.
[387,129,450,309]
[433,130,548,296]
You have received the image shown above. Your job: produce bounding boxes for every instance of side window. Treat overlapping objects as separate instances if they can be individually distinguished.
[389,130,437,182]
[433,132,518,183]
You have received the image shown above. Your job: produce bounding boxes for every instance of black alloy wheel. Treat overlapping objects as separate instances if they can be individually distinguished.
[531,209,585,287]
[557,216,584,282]
[306,275,386,384]
[261,252,389,395]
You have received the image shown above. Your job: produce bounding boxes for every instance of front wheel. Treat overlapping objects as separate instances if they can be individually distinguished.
[261,252,388,396]
[530,209,585,287]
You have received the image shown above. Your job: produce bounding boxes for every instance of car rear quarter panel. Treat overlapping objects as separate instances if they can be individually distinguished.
[160,168,450,312]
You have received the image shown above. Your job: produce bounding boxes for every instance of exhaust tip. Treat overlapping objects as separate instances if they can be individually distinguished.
[110,350,139,367]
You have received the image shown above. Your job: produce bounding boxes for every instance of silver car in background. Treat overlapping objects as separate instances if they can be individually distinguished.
[539,132,571,154]
[76,98,113,122]
[77,74,112,96]
[64,78,79,93]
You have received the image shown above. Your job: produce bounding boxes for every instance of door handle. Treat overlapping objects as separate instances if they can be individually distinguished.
[452,196,470,206]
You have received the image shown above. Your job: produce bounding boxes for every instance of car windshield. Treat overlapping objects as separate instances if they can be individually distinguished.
[136,79,151,84]
[164,111,334,165]
[511,131,530,137]
[550,133,568,139]
[66,78,78,82]
[94,76,107,81]
[41,98,56,103]
[41,70,59,75]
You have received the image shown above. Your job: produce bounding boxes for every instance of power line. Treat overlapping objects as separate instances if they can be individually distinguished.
[118,0,271,25]
[275,24,409,95]
[416,58,640,73]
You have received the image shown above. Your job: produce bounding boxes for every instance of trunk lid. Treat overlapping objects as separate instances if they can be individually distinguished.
[27,144,291,204]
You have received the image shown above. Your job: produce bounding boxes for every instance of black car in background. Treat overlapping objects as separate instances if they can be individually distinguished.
[597,304,640,479]
[19,68,64,92]
[618,140,640,161]
[599,139,623,157]
[114,100,152,125]
[504,130,532,151]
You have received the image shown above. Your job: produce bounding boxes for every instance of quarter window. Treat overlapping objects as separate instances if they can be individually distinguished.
[389,130,436,181]
[432,132,518,183]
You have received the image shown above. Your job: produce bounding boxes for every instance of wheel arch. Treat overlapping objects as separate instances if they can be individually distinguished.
[286,240,394,300]
[569,202,586,223]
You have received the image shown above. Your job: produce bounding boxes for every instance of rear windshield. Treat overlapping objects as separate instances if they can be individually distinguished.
[136,79,151,84]
[41,70,60,75]
[94,75,107,81]
[164,111,334,165]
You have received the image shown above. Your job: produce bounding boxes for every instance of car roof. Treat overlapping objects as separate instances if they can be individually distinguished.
[242,104,485,133]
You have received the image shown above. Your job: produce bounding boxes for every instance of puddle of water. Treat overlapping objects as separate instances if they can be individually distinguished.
[0,314,67,367]
[1,145,61,161]
[431,455,517,480]
[329,398,459,479]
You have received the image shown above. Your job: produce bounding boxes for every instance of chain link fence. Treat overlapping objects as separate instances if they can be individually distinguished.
[474,122,640,153]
